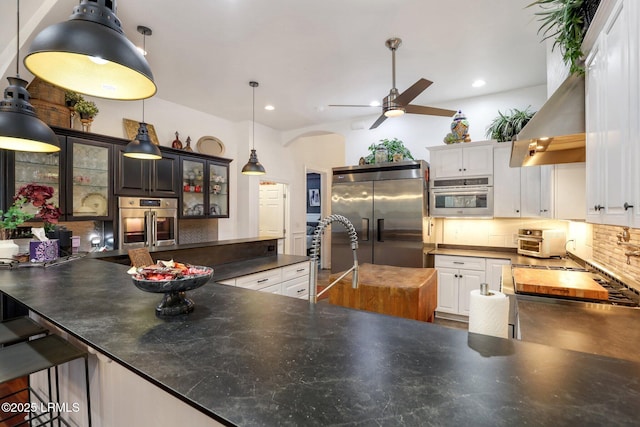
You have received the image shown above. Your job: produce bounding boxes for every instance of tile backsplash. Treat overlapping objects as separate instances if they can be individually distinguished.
[592,224,640,284]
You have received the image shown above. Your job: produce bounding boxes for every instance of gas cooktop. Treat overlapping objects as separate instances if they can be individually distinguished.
[511,264,640,308]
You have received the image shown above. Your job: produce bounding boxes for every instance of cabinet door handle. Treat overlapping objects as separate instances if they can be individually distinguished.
[257,278,269,283]
[297,289,305,293]
[453,261,464,265]
[296,268,305,272]
[624,202,634,211]
[594,204,603,211]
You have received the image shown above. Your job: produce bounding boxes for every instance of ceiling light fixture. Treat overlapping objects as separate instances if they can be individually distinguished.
[124,26,160,160]
[264,105,275,111]
[0,0,59,153]
[241,81,266,176]
[24,0,156,100]
[472,79,486,88]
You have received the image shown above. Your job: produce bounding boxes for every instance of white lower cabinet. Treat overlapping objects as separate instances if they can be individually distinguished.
[219,261,310,299]
[435,255,511,319]
[435,255,486,317]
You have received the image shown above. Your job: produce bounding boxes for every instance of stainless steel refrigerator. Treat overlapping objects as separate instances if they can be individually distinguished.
[331,160,430,273]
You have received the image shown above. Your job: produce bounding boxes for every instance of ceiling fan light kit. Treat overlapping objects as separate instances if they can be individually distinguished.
[0,0,60,153]
[24,0,156,100]
[242,81,266,176]
[329,37,456,129]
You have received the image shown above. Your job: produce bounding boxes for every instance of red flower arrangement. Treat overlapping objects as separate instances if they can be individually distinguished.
[14,184,62,231]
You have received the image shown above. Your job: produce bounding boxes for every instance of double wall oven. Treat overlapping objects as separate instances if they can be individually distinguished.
[118,197,178,249]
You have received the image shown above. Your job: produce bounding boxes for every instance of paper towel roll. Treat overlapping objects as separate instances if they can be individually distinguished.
[468,289,509,338]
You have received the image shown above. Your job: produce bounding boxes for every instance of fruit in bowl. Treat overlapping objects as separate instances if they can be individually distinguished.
[128,260,214,316]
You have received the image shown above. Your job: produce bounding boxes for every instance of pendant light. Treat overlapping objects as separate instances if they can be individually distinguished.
[123,26,161,160]
[0,0,59,153]
[24,0,156,101]
[241,81,266,175]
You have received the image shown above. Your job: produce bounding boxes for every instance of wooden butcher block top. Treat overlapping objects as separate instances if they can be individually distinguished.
[328,263,437,322]
[513,268,609,301]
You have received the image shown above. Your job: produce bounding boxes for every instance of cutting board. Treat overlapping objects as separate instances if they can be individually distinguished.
[513,268,609,301]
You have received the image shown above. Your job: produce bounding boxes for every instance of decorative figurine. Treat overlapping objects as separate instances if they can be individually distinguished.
[184,136,193,152]
[172,131,183,149]
[450,110,470,143]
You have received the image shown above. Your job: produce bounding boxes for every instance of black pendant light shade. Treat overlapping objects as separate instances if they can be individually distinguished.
[24,0,156,100]
[242,81,266,175]
[0,80,60,154]
[241,149,266,175]
[124,122,161,159]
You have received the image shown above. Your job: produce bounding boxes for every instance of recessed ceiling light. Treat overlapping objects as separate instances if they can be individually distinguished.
[472,79,486,88]
[369,101,381,107]
[264,105,275,111]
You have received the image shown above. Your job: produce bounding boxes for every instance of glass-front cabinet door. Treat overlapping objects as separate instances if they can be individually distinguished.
[208,161,229,217]
[14,150,62,206]
[181,158,206,217]
[67,137,112,219]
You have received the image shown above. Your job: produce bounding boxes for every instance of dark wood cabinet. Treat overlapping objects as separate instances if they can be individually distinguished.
[115,147,179,197]
[180,156,231,218]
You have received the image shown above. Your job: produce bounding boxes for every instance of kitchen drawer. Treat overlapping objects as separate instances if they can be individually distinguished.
[434,255,486,271]
[281,261,310,281]
[282,275,309,299]
[235,269,282,291]
[260,283,282,295]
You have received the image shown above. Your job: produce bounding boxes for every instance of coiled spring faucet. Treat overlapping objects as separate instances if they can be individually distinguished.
[308,214,359,303]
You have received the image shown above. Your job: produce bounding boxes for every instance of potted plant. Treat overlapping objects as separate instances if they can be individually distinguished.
[74,99,99,119]
[64,90,83,108]
[527,0,601,75]
[364,138,414,164]
[485,107,536,142]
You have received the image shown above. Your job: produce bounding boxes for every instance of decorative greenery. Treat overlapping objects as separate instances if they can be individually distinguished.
[485,107,536,142]
[364,138,414,164]
[64,90,83,107]
[527,0,600,75]
[0,184,61,237]
[74,99,99,118]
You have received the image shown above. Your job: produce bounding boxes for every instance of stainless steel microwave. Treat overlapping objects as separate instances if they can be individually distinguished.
[430,176,493,217]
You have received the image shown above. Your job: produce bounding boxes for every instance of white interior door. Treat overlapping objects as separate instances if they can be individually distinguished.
[259,183,285,238]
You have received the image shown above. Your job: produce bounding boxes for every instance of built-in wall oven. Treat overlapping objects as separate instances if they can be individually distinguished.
[118,197,178,249]
[430,176,493,217]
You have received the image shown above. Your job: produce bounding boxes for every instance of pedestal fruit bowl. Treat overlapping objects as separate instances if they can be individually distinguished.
[129,261,213,317]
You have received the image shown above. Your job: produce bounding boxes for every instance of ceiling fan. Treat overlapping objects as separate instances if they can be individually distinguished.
[330,38,456,129]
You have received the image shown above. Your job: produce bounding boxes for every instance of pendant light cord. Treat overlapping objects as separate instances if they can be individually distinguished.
[16,0,20,76]
[252,84,255,150]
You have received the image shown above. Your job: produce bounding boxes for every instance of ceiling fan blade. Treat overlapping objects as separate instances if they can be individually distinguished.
[369,114,388,129]
[405,104,456,117]
[394,78,433,106]
[328,104,378,108]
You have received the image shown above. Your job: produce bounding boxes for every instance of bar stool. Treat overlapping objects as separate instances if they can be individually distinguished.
[0,321,91,426]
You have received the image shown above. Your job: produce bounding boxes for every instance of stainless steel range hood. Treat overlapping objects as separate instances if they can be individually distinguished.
[510,73,586,167]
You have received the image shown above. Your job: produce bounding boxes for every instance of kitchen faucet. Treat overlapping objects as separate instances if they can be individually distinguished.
[308,214,359,303]
[616,227,640,264]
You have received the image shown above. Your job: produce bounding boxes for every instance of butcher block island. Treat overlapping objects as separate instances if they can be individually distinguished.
[328,263,437,322]
[513,267,609,301]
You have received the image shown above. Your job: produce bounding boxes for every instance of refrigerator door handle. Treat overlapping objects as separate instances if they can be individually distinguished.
[377,218,384,242]
[362,218,370,241]
[143,210,151,247]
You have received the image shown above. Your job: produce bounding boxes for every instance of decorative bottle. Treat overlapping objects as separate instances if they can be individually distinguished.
[172,132,183,149]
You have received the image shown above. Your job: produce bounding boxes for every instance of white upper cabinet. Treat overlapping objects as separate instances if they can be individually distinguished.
[428,141,494,179]
[585,0,637,226]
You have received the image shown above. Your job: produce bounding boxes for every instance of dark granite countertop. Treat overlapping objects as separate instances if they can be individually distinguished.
[428,245,582,266]
[1,259,640,426]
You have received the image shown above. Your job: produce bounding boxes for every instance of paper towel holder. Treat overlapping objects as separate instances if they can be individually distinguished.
[480,283,489,296]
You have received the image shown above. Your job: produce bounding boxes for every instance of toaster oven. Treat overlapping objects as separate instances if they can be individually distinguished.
[517,229,566,258]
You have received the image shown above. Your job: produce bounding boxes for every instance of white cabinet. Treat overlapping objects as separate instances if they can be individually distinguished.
[435,255,486,317]
[218,261,310,299]
[428,141,494,179]
[494,142,584,219]
[585,0,635,226]
[485,258,511,292]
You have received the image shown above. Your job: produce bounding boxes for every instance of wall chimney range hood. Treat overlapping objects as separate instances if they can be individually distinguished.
[510,73,586,167]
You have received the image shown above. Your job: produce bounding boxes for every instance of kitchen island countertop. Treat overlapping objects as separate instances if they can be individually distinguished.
[1,259,640,426]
